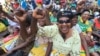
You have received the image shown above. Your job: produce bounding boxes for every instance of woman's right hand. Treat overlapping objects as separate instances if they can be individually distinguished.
[32,8,45,19]
[14,9,27,23]
[15,13,27,23]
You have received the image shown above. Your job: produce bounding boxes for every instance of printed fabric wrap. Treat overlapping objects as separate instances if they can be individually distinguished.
[78,16,92,32]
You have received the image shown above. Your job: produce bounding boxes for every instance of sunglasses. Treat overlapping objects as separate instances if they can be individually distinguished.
[58,20,70,24]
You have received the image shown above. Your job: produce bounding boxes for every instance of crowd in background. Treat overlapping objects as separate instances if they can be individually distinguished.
[0,0,100,56]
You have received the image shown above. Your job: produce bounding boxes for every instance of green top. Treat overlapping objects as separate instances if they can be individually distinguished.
[78,16,92,32]
[1,18,9,26]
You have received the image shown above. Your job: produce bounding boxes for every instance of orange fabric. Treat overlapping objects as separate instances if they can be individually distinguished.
[36,0,43,4]
[3,32,18,43]
[94,19,100,29]
[80,45,86,56]
[13,3,19,9]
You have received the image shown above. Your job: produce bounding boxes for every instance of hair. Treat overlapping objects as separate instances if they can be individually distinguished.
[52,9,58,13]
[57,11,73,22]
[81,9,90,14]
[72,13,78,19]
[14,9,26,17]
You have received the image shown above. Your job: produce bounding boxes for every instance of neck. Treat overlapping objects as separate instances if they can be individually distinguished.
[71,23,76,27]
[61,33,66,40]
[83,21,86,23]
[82,17,87,23]
[60,29,72,41]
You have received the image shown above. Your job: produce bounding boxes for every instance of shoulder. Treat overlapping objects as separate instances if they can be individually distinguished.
[38,24,58,34]
[43,24,58,30]
[72,29,80,39]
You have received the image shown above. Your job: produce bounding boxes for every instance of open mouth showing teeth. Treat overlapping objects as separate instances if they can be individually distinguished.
[62,27,67,31]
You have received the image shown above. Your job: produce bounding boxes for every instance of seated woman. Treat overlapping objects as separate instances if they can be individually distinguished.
[29,8,81,56]
[78,9,99,56]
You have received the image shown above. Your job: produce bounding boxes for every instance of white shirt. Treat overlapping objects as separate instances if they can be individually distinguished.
[72,24,82,34]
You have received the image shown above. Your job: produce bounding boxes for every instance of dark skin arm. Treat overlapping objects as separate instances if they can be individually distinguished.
[0,6,24,23]
[45,42,53,56]
[10,13,38,53]
[31,8,53,56]
[92,22,100,38]
[15,13,29,40]
[80,33,90,56]
[1,10,19,23]
[3,10,38,55]
[92,31,100,38]
[5,34,35,55]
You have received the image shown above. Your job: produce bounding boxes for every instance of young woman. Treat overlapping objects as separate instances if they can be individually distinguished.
[78,10,99,56]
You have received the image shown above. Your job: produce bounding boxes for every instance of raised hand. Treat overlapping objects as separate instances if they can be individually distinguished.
[14,10,27,23]
[32,8,45,19]
[16,14,27,23]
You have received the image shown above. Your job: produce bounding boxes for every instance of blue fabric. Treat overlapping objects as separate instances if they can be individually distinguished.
[98,0,100,6]
[21,0,37,10]
[43,0,50,5]
[21,0,28,10]
[31,0,37,9]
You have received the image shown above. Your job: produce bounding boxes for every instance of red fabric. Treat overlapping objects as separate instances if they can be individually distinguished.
[94,19,100,29]
[60,0,66,6]
[13,3,19,9]
[36,0,43,4]
[3,32,18,43]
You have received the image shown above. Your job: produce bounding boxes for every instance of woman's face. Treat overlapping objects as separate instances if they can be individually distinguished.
[58,17,71,34]
[71,16,78,26]
[81,11,90,21]
[0,13,5,18]
[38,17,46,26]
[77,4,84,9]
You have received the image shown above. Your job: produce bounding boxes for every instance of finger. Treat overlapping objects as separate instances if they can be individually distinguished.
[32,11,44,19]
[23,14,27,18]
[15,15,21,20]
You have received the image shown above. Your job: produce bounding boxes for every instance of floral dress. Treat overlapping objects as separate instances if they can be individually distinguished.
[28,24,81,56]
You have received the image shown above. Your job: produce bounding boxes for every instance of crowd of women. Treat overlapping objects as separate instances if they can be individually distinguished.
[0,0,100,56]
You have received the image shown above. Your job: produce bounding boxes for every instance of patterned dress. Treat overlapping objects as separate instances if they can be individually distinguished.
[28,24,81,56]
[78,16,92,56]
